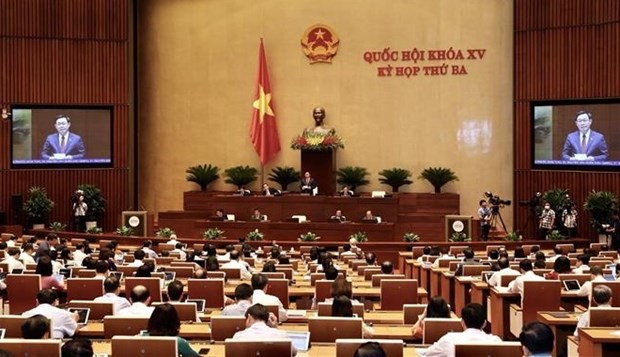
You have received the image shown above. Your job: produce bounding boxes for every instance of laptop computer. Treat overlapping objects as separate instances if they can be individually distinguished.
[603,274,616,281]
[109,271,124,281]
[59,268,72,279]
[164,271,176,281]
[481,271,494,283]
[286,331,310,352]
[563,280,581,291]
[68,308,91,325]
[186,299,205,313]
[11,269,23,274]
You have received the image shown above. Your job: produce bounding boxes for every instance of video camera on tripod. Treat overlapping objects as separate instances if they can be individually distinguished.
[484,192,512,211]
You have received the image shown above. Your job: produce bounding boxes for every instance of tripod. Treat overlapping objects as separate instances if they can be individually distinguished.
[489,205,508,233]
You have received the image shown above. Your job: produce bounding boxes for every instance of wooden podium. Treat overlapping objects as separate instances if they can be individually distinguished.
[301,149,337,195]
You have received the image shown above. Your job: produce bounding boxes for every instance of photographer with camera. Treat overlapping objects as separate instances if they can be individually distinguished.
[478,200,492,241]
[72,189,88,232]
[538,201,555,240]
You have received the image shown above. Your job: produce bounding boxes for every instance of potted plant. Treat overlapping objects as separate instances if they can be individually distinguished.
[203,228,225,240]
[186,164,220,191]
[349,231,368,243]
[336,166,370,192]
[547,230,565,241]
[379,168,413,193]
[49,222,67,232]
[156,227,175,239]
[298,232,321,242]
[403,232,421,242]
[246,229,264,241]
[449,232,470,242]
[542,187,569,226]
[23,186,55,229]
[77,184,106,230]
[418,167,459,193]
[86,227,103,234]
[268,166,300,191]
[504,231,522,242]
[115,226,134,236]
[224,165,259,190]
[584,190,618,234]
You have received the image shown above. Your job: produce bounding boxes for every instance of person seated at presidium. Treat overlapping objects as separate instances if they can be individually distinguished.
[211,208,227,221]
[340,186,354,197]
[251,208,268,221]
[41,115,86,160]
[262,183,281,196]
[561,111,608,161]
[362,210,378,222]
[330,209,347,222]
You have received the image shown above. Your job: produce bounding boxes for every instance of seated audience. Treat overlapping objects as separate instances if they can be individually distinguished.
[19,243,36,265]
[5,234,17,247]
[487,257,521,287]
[167,279,185,302]
[528,245,541,259]
[135,264,152,277]
[455,249,478,276]
[221,250,252,279]
[232,303,295,355]
[205,256,219,271]
[431,246,454,268]
[21,314,51,339]
[94,276,131,314]
[514,246,526,259]
[172,243,187,260]
[262,261,277,272]
[331,295,374,337]
[520,322,554,356]
[573,254,591,274]
[533,251,547,269]
[143,303,200,357]
[545,256,572,280]
[117,285,155,317]
[577,265,606,297]
[128,250,145,267]
[36,255,65,291]
[425,303,501,356]
[94,260,109,279]
[166,234,179,246]
[574,284,613,337]
[507,259,545,296]
[98,247,117,271]
[218,244,235,261]
[365,252,378,266]
[546,246,563,262]
[22,289,79,338]
[61,339,94,357]
[222,283,253,316]
[411,295,451,340]
[141,240,158,259]
[251,273,288,321]
[354,341,386,357]
[380,260,394,274]
[49,250,63,274]
[416,246,433,263]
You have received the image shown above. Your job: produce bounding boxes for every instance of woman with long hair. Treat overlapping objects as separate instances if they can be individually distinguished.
[145,303,200,357]
[411,295,451,340]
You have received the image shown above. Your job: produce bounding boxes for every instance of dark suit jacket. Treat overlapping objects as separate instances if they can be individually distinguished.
[300,178,317,193]
[41,132,85,159]
[454,259,479,276]
[561,130,608,161]
[262,187,281,196]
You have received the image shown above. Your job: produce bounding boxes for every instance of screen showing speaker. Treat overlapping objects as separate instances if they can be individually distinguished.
[532,99,620,170]
[11,105,113,168]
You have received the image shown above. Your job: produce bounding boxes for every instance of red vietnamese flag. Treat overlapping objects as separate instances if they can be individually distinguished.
[250,39,281,165]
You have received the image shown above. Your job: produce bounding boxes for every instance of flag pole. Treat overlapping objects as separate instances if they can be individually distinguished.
[260,164,265,187]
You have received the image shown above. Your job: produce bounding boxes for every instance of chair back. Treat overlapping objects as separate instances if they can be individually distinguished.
[221,267,241,280]
[210,316,246,341]
[0,315,28,337]
[166,266,194,278]
[275,267,294,280]
[124,277,163,302]
[187,278,225,308]
[349,259,366,270]
[206,271,226,279]
[381,279,418,310]
[308,317,363,342]
[500,274,519,287]
[170,261,198,268]
[66,278,104,301]
[263,272,286,280]
[311,273,343,286]
[0,339,61,356]
[76,269,96,278]
[315,280,337,303]
[462,265,488,277]
[522,280,562,324]
[372,274,405,287]
[449,246,469,256]
[592,281,620,307]
[152,302,198,322]
[317,302,365,317]
[589,307,620,327]
[103,316,149,338]
[224,339,292,357]
[486,245,505,254]
[111,336,177,356]
[556,244,575,255]
[423,318,464,344]
[67,300,114,320]
[336,339,404,357]
[6,274,41,314]
[267,278,289,308]
[521,245,540,256]
[403,304,427,324]
[363,268,383,281]
[438,259,460,269]
[454,342,523,357]
[155,257,176,265]
[117,265,138,277]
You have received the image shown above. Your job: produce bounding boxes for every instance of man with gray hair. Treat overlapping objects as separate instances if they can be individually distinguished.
[574,284,612,337]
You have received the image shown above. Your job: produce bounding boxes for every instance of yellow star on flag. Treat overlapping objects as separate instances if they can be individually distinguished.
[253,84,273,122]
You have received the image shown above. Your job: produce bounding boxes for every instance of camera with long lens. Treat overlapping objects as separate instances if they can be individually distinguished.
[484,192,512,207]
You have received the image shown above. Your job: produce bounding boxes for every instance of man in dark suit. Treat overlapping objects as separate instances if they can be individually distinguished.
[300,171,317,194]
[329,209,347,222]
[262,183,281,196]
[40,115,86,160]
[561,111,608,161]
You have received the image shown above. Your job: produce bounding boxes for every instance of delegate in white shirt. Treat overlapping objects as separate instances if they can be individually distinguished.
[487,267,521,287]
[425,328,502,357]
[22,303,78,339]
[252,290,288,322]
[507,271,545,295]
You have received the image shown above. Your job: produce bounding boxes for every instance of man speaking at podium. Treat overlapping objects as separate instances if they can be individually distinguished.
[561,111,608,161]
[41,115,86,160]
[300,171,317,194]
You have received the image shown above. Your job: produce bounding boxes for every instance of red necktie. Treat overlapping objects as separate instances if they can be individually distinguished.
[580,134,586,154]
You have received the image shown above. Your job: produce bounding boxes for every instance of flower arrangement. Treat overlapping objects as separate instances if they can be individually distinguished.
[156,227,175,238]
[449,232,470,242]
[49,222,67,232]
[298,231,321,242]
[547,230,565,241]
[403,232,421,242]
[504,231,522,242]
[290,132,344,151]
[115,226,134,236]
[246,229,264,241]
[86,226,103,234]
[203,228,225,240]
[349,231,368,243]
